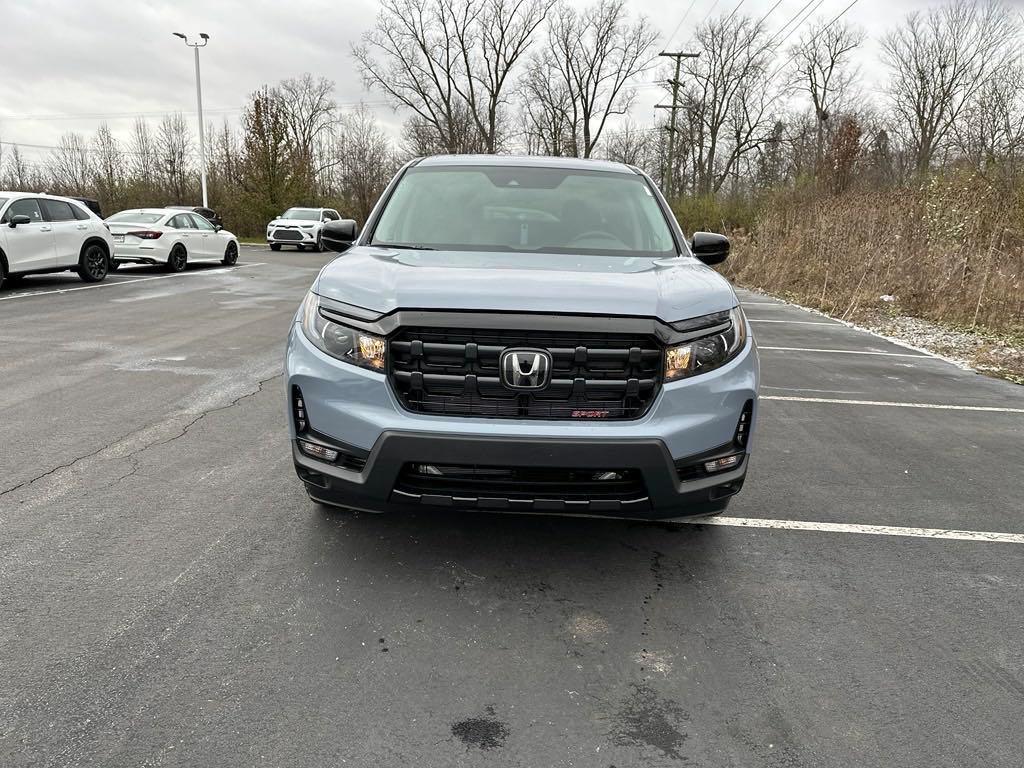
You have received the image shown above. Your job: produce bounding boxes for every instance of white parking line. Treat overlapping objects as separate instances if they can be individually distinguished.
[0,263,266,301]
[759,346,929,358]
[761,395,1024,413]
[748,319,841,326]
[681,516,1024,544]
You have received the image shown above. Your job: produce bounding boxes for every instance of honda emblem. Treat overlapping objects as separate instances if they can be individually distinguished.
[499,348,552,391]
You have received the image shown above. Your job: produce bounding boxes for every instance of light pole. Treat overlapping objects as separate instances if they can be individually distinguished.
[173,32,210,208]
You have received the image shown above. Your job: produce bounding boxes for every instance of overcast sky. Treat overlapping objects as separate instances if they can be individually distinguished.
[0,0,952,163]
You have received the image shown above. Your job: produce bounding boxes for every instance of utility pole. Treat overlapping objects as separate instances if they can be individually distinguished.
[173,32,211,207]
[655,51,699,200]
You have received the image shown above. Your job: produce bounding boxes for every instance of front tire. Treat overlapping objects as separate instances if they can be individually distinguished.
[77,243,109,283]
[222,241,238,266]
[166,245,187,273]
[270,243,281,252]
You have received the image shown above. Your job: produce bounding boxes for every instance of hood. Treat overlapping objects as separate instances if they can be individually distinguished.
[269,218,319,227]
[312,247,738,322]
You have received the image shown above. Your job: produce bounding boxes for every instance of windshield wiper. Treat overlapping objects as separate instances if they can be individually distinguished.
[369,242,436,251]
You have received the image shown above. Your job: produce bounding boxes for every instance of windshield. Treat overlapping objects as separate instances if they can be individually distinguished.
[107,211,164,224]
[0,197,7,209]
[370,165,677,256]
[282,209,321,220]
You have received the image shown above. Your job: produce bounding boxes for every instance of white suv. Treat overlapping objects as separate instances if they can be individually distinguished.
[266,207,341,252]
[0,192,113,289]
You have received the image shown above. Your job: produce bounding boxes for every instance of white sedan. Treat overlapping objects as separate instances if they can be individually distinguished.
[105,208,240,272]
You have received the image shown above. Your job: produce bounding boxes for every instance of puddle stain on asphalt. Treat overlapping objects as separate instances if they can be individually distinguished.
[612,683,689,760]
[450,706,511,750]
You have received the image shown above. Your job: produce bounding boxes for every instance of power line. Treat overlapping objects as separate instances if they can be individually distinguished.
[755,0,786,27]
[699,0,724,26]
[723,0,748,26]
[820,0,861,30]
[762,0,822,50]
[0,100,392,123]
[664,0,700,48]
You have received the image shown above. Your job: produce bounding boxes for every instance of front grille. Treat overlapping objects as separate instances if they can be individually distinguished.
[389,326,662,420]
[394,463,650,512]
[273,228,302,241]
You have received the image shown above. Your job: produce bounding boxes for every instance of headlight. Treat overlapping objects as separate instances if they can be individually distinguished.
[299,292,386,372]
[664,307,747,381]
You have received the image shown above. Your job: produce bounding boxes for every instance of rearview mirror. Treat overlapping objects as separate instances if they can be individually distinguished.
[690,232,730,265]
[8,214,31,228]
[321,219,358,252]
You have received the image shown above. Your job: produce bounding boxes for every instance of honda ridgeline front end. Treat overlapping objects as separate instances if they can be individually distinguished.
[285,156,758,520]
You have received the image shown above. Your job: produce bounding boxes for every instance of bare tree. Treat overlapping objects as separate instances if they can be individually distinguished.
[354,0,551,154]
[882,0,1019,173]
[275,73,337,176]
[602,120,654,167]
[526,0,658,158]
[789,20,865,175]
[681,14,778,195]
[127,118,159,189]
[520,56,575,155]
[335,105,397,223]
[91,124,123,209]
[5,144,31,189]
[48,133,92,193]
[155,114,193,203]
[952,60,1024,175]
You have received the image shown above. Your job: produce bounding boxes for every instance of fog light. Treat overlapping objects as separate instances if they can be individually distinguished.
[415,464,443,476]
[704,454,742,474]
[298,440,340,463]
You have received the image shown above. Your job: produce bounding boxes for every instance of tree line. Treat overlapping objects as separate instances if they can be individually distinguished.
[1,0,1023,239]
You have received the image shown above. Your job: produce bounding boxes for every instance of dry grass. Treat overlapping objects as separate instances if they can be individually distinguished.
[721,172,1024,335]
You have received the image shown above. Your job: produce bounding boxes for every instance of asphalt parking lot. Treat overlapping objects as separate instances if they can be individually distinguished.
[2,246,1023,767]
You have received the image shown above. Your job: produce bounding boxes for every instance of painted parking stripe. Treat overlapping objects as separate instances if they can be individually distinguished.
[681,516,1024,544]
[759,346,929,358]
[748,319,842,326]
[762,395,1024,413]
[0,263,266,301]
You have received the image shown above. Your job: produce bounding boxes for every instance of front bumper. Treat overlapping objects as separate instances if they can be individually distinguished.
[286,323,758,520]
[267,228,318,246]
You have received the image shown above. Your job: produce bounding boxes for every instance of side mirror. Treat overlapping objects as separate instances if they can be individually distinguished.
[690,232,730,265]
[8,214,31,228]
[321,219,358,252]
[214,225,222,232]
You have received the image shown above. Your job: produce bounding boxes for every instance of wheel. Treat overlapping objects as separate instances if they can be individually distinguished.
[108,259,121,272]
[314,234,324,252]
[270,243,281,252]
[222,241,238,266]
[0,261,5,291]
[77,243,109,282]
[166,245,187,273]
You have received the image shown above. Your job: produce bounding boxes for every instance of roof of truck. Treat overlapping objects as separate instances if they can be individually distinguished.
[416,155,638,174]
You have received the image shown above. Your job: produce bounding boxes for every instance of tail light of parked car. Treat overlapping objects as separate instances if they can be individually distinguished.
[126,230,163,240]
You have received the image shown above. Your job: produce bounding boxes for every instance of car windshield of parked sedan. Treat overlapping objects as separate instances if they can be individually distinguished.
[282,209,321,220]
[106,211,164,224]
[0,197,8,208]
[370,166,678,256]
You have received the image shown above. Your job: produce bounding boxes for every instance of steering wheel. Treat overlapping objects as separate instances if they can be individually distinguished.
[567,230,628,248]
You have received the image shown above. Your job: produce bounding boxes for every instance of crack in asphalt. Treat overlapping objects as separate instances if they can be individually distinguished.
[0,372,283,501]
